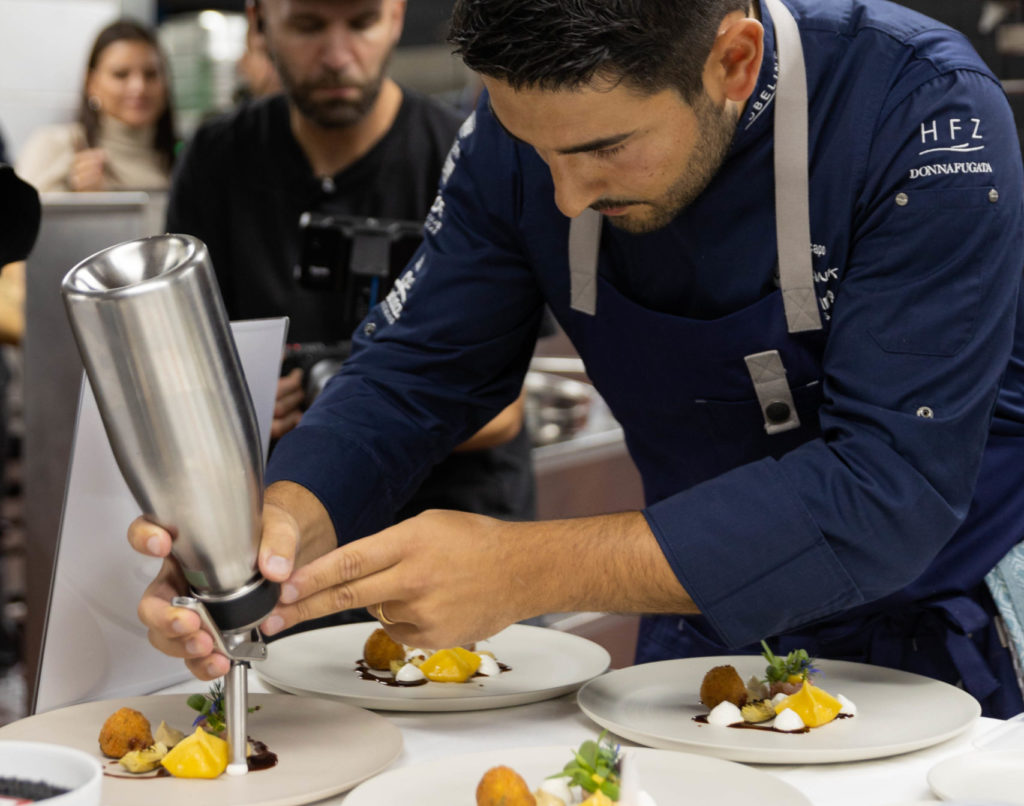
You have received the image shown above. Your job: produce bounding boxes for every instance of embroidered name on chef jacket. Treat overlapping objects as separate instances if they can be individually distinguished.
[909,117,993,180]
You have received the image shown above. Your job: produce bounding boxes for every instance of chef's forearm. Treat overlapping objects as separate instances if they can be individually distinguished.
[507,511,699,617]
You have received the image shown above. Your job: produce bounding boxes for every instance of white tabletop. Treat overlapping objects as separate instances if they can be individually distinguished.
[157,670,1006,805]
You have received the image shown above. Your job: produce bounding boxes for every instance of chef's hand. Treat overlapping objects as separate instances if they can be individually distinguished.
[69,148,107,192]
[271,367,305,439]
[259,509,537,650]
[127,495,304,680]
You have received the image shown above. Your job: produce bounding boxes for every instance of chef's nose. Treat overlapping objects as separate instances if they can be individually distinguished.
[547,156,601,219]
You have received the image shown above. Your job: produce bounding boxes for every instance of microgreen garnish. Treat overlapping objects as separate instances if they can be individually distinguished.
[186,681,259,735]
[761,640,819,684]
[548,731,621,801]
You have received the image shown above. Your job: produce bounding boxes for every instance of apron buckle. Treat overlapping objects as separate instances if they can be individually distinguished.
[745,350,802,434]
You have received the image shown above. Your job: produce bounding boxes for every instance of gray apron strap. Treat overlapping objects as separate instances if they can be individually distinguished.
[764,0,821,333]
[746,0,816,434]
[745,350,802,433]
[568,207,602,314]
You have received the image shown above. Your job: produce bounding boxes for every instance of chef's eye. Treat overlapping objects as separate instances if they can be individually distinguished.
[593,144,626,160]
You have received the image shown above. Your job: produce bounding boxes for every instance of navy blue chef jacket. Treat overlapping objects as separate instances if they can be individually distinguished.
[266,0,1024,716]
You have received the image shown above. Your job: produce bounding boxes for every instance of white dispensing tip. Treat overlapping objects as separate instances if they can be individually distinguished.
[226,762,249,776]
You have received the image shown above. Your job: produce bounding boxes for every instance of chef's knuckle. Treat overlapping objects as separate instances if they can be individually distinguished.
[328,584,357,612]
[335,549,364,581]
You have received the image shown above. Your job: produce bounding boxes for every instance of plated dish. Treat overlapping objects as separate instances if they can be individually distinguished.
[256,623,610,711]
[577,656,980,763]
[0,694,402,806]
[343,743,813,806]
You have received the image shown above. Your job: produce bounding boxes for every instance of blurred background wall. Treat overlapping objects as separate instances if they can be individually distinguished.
[0,0,467,160]
[3,1,1023,163]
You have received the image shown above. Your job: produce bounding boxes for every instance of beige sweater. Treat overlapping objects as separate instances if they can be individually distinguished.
[15,116,170,192]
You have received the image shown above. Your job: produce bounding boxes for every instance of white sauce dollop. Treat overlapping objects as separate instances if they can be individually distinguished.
[395,663,426,683]
[837,693,857,716]
[476,653,501,677]
[770,692,789,708]
[707,700,744,726]
[537,777,574,803]
[773,708,806,732]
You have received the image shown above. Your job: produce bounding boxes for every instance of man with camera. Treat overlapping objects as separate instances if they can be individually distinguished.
[166,0,537,534]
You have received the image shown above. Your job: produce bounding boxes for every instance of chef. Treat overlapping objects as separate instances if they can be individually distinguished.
[133,0,1024,717]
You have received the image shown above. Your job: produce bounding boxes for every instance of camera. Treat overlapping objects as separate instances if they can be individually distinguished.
[289,212,424,403]
[294,211,423,331]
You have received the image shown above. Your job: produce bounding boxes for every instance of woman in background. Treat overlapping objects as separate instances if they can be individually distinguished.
[16,18,176,192]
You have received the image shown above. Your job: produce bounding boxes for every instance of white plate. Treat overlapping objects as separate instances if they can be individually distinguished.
[343,744,813,805]
[929,750,1024,803]
[577,656,980,764]
[0,694,402,806]
[256,623,610,711]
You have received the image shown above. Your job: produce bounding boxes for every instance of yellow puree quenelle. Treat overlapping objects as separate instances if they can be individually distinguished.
[160,727,229,778]
[774,680,843,728]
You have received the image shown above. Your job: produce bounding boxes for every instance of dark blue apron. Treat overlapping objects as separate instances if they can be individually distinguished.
[556,0,1024,717]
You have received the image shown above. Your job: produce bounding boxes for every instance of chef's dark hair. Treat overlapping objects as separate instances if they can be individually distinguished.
[448,0,749,101]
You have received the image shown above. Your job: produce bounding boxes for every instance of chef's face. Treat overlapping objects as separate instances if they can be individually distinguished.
[256,0,405,128]
[86,40,168,129]
[483,75,737,234]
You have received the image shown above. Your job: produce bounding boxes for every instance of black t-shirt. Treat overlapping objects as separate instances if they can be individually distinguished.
[168,90,459,341]
[167,89,536,522]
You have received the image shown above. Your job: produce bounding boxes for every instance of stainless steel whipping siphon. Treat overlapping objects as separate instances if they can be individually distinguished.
[61,233,277,776]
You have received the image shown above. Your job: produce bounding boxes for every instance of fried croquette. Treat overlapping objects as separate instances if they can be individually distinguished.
[99,706,154,759]
[476,765,536,806]
[699,664,748,710]
[363,627,407,671]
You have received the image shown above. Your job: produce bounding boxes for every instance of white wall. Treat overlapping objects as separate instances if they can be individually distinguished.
[0,0,155,161]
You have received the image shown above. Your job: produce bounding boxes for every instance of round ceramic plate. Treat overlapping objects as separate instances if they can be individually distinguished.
[0,694,402,806]
[343,744,813,805]
[577,657,980,764]
[928,750,1024,803]
[256,623,610,711]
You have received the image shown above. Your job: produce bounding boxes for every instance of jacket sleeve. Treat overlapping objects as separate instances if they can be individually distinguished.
[265,107,547,543]
[645,66,1024,647]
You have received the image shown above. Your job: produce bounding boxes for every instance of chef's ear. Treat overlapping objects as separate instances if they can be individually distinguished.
[704,13,763,105]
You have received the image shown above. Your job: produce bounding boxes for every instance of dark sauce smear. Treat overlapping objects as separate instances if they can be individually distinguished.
[693,712,854,733]
[248,738,278,771]
[355,661,428,687]
[693,714,810,734]
[355,658,512,686]
[102,736,277,779]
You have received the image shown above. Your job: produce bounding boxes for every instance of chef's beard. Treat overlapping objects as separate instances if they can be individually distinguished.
[597,90,738,234]
[275,54,391,129]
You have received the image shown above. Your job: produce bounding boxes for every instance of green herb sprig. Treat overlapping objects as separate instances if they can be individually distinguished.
[186,681,259,735]
[547,731,621,801]
[761,640,819,684]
